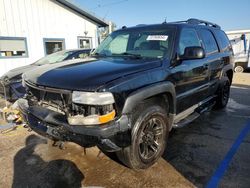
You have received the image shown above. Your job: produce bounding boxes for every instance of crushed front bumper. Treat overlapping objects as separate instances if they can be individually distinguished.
[18,99,131,152]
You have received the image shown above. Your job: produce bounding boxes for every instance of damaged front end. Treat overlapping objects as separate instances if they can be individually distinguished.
[18,81,131,152]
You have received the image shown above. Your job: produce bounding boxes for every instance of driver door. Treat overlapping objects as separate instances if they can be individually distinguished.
[171,27,210,113]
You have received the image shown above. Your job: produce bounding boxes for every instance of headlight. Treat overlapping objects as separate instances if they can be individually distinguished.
[69,91,116,125]
[72,91,115,105]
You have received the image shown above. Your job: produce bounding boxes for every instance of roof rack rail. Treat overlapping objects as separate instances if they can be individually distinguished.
[136,24,147,27]
[171,18,221,29]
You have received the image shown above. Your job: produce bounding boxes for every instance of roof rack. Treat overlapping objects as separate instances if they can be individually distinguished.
[171,18,221,29]
[136,24,147,27]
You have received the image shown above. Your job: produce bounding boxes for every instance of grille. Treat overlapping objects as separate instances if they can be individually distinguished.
[26,81,71,111]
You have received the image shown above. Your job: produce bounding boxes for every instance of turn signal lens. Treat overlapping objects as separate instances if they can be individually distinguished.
[99,110,116,124]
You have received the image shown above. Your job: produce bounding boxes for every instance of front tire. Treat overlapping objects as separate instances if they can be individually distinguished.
[116,102,169,169]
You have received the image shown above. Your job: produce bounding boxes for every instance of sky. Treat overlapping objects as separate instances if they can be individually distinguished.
[72,0,250,31]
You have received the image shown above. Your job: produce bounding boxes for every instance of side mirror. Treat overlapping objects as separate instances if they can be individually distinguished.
[180,46,205,60]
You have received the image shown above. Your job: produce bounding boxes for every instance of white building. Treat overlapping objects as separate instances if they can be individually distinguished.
[0,0,108,76]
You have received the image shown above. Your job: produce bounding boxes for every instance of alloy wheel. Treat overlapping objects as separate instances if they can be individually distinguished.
[138,117,164,161]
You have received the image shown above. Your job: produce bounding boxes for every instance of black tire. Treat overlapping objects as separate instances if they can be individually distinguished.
[116,100,169,169]
[234,65,244,73]
[214,77,230,109]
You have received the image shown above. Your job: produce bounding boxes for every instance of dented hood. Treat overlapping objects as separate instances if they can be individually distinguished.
[24,57,162,91]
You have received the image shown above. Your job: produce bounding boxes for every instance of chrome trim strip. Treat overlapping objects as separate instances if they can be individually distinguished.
[25,81,71,94]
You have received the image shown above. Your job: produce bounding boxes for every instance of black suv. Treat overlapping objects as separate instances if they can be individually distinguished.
[18,19,234,169]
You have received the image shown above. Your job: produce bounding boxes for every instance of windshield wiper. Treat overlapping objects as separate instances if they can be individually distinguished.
[92,52,143,59]
[118,52,142,59]
[91,52,107,57]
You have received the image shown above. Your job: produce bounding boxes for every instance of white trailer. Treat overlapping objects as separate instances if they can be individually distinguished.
[226,30,250,72]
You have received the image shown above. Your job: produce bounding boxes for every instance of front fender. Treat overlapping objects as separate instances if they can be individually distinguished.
[122,82,176,114]
[221,63,234,76]
[121,82,176,128]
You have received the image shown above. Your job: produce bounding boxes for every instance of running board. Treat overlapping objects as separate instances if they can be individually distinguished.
[173,112,200,128]
[173,96,216,128]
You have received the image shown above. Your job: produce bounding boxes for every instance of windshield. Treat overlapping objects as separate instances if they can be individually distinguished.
[94,26,175,59]
[34,50,74,65]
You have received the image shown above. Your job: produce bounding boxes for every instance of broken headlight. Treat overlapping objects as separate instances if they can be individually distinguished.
[68,91,116,125]
[72,91,115,105]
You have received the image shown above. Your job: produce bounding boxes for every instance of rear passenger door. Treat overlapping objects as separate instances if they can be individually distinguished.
[198,28,223,96]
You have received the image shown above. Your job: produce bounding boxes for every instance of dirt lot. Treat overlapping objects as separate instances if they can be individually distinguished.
[0,129,194,188]
[232,72,250,87]
[1,73,250,188]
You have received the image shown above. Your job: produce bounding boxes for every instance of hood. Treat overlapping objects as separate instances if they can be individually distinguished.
[24,57,162,91]
[2,64,37,81]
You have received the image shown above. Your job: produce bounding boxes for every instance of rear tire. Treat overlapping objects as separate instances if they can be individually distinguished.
[214,77,230,109]
[116,101,169,169]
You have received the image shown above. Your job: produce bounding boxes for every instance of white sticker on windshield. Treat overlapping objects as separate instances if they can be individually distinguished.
[147,35,168,41]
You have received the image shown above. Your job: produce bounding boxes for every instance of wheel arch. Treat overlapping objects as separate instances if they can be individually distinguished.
[234,61,247,67]
[122,82,176,128]
[226,69,233,85]
[221,64,234,85]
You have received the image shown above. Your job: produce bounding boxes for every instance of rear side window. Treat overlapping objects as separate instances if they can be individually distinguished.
[178,28,201,55]
[214,30,231,52]
[199,29,219,54]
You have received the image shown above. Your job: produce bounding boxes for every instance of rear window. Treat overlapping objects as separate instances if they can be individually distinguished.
[214,30,231,52]
[199,29,219,54]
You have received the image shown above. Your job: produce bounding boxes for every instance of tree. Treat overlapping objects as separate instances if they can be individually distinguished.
[99,21,116,41]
